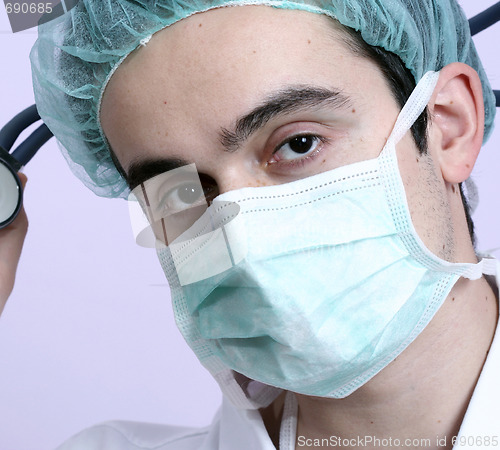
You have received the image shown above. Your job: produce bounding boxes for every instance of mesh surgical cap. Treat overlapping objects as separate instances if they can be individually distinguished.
[30,0,496,199]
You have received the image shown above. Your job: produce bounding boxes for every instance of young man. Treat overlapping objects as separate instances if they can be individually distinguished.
[4,0,499,448]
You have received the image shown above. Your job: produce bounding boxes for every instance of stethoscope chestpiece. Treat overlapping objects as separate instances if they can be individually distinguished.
[0,150,23,228]
[0,105,53,229]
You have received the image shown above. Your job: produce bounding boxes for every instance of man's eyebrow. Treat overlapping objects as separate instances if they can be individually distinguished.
[126,157,189,191]
[219,86,352,152]
[123,86,350,188]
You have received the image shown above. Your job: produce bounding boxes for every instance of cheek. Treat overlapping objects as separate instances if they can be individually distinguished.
[396,138,454,260]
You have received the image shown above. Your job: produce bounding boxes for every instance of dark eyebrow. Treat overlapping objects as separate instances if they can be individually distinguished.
[123,86,351,189]
[126,157,189,191]
[219,86,352,152]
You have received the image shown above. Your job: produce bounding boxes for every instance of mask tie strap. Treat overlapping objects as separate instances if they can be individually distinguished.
[461,257,498,280]
[385,71,441,148]
[279,391,298,450]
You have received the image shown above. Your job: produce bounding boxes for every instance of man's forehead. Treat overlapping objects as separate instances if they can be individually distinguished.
[115,6,345,72]
[103,6,360,115]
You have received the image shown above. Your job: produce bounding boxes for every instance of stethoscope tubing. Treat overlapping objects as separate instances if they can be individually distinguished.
[469,1,500,36]
[0,105,53,169]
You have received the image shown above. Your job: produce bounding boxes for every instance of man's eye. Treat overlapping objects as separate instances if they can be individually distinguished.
[270,135,325,163]
[165,182,206,210]
[162,182,219,212]
[178,184,203,204]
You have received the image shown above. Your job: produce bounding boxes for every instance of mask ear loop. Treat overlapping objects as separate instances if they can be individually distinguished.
[377,70,497,279]
[384,71,441,149]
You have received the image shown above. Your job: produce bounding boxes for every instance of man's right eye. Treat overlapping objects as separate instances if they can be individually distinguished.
[164,182,206,210]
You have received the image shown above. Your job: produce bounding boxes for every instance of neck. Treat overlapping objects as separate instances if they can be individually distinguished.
[263,276,498,449]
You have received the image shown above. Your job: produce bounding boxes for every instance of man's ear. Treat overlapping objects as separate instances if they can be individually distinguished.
[427,62,485,184]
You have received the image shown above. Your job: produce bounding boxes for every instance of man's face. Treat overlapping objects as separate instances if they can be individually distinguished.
[101,5,453,259]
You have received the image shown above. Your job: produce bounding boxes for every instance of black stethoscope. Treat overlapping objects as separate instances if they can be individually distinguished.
[1,2,500,229]
[0,105,52,228]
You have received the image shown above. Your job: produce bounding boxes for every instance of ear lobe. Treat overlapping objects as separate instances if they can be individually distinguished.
[428,63,485,184]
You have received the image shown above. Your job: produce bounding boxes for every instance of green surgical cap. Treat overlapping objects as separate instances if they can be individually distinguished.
[30,0,496,199]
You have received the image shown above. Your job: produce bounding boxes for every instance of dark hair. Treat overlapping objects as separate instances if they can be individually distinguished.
[337,25,475,245]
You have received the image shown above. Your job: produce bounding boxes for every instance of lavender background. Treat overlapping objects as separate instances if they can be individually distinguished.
[0,1,499,449]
